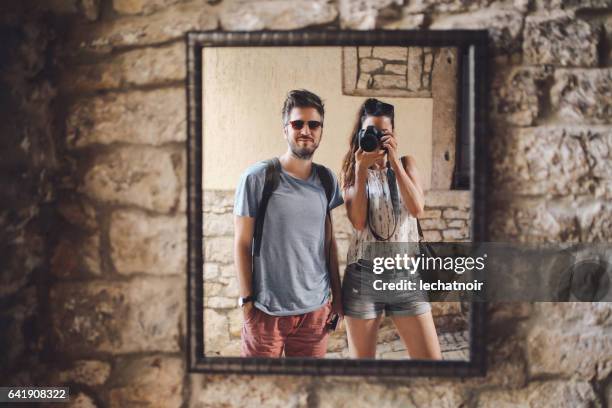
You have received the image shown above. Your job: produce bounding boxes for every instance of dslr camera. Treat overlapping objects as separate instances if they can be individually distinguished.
[358,125,385,152]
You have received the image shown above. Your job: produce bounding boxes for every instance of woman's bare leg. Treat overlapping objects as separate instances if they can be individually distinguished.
[390,311,442,359]
[345,315,384,358]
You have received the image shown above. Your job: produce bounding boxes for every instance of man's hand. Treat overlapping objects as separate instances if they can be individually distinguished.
[329,295,344,329]
[242,302,255,320]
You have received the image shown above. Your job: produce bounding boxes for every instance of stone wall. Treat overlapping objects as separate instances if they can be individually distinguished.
[2,0,611,408]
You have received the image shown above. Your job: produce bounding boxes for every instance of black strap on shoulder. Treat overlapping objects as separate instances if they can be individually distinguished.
[313,163,335,275]
[252,158,281,257]
[313,163,334,209]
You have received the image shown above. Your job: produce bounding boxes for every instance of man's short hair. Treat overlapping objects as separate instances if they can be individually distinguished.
[281,89,325,125]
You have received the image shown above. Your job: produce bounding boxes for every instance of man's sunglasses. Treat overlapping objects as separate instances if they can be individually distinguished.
[287,120,323,130]
[364,98,394,116]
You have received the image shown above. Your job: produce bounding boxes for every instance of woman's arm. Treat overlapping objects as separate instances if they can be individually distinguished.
[391,154,425,218]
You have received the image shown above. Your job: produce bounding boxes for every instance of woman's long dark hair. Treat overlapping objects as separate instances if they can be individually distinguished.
[340,98,395,190]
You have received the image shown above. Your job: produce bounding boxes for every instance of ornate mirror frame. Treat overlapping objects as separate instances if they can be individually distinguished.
[187,30,489,376]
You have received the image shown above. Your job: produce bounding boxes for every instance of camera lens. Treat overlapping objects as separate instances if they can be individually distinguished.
[359,126,382,152]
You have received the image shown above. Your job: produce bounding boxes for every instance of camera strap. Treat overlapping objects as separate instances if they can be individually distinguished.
[366,161,400,241]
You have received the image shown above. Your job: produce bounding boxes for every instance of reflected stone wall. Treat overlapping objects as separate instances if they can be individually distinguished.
[202,190,471,357]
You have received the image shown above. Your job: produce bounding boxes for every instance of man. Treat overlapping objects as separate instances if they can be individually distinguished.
[233,89,343,358]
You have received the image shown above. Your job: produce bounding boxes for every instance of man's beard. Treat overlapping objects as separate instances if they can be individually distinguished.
[288,139,318,160]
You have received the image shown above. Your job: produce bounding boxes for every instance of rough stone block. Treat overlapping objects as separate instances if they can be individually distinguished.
[51,233,101,278]
[443,209,470,220]
[107,356,183,408]
[219,276,240,298]
[371,46,408,61]
[431,8,523,54]
[421,209,441,219]
[57,360,111,387]
[204,263,219,280]
[204,190,234,213]
[316,382,465,407]
[431,302,462,316]
[528,322,612,380]
[423,230,442,242]
[338,0,401,29]
[372,74,407,89]
[189,375,307,407]
[203,212,234,237]
[491,66,552,126]
[220,0,337,30]
[80,146,180,213]
[204,308,229,354]
[204,282,224,297]
[110,210,186,276]
[535,0,612,11]
[382,13,425,29]
[73,1,217,53]
[56,197,98,231]
[65,392,97,407]
[447,220,466,228]
[551,68,612,124]
[492,126,611,197]
[112,0,182,15]
[442,229,469,241]
[206,296,235,309]
[359,58,384,73]
[524,11,598,66]
[79,0,101,21]
[535,303,612,329]
[425,190,471,208]
[404,0,492,14]
[67,42,184,93]
[357,73,372,89]
[420,218,446,230]
[50,278,183,353]
[489,196,612,242]
[384,63,407,75]
[479,380,598,407]
[219,264,236,278]
[204,236,234,264]
[67,88,185,148]
[227,307,242,338]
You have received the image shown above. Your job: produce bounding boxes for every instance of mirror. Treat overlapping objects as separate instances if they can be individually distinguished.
[188,31,488,376]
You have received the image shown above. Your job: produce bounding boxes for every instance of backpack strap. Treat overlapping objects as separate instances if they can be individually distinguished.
[313,163,334,210]
[252,158,281,257]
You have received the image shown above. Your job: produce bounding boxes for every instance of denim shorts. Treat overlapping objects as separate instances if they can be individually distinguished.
[342,262,431,319]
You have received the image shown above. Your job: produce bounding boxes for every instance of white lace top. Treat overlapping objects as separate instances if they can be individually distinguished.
[346,167,420,265]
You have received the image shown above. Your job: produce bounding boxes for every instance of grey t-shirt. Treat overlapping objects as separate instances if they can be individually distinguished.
[234,160,344,316]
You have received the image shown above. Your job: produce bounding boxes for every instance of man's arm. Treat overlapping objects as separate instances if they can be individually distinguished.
[326,214,343,316]
[234,215,255,316]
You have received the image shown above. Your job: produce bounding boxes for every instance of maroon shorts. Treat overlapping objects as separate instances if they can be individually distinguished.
[241,303,331,358]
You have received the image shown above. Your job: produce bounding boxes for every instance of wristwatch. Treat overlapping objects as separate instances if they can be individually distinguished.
[238,295,254,307]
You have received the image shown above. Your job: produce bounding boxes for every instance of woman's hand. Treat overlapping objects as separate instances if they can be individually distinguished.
[381,132,400,167]
[355,147,384,172]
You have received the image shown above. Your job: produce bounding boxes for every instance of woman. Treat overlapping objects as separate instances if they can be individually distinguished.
[340,98,442,359]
